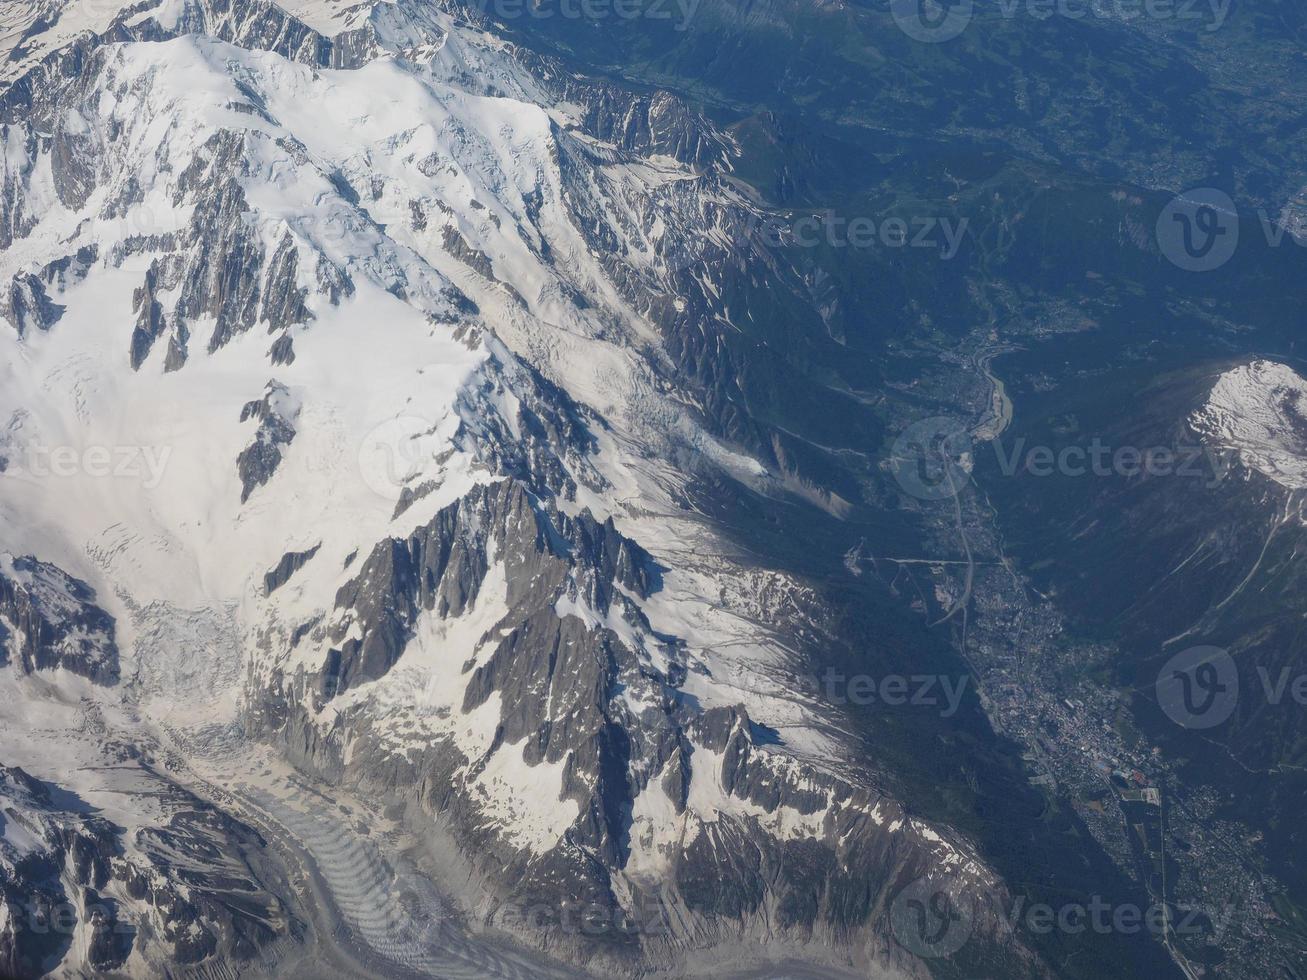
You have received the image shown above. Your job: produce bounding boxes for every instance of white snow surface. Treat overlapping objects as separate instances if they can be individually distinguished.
[1192,359,1307,489]
[0,0,988,912]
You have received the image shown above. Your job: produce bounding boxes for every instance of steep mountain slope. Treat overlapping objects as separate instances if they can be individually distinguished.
[0,1,1047,976]
[1193,360,1307,490]
[11,0,1300,976]
[985,353,1307,908]
[459,2,1307,976]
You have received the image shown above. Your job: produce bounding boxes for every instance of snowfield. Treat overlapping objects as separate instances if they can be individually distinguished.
[1192,359,1307,490]
[0,1,1008,976]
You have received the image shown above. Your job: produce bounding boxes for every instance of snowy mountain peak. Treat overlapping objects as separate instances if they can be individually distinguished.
[1192,359,1307,490]
[0,3,1024,976]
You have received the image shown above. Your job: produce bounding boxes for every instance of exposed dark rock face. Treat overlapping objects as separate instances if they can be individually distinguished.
[325,479,655,696]
[182,171,266,354]
[441,225,499,282]
[264,543,321,594]
[121,0,383,70]
[0,765,76,980]
[0,126,41,249]
[130,259,168,369]
[237,380,299,502]
[0,1,1087,976]
[164,322,190,372]
[247,478,679,916]
[241,475,1018,973]
[83,887,130,972]
[269,330,295,365]
[0,555,118,684]
[260,233,312,334]
[455,350,603,503]
[2,43,324,366]
[529,70,732,170]
[0,759,291,978]
[37,245,97,292]
[127,806,287,965]
[0,272,63,336]
[0,764,128,977]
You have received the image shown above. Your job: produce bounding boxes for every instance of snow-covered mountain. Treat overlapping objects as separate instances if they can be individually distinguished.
[1191,359,1307,491]
[0,1,1038,976]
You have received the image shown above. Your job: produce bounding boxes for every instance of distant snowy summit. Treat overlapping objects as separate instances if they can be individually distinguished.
[1192,359,1307,489]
